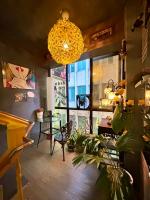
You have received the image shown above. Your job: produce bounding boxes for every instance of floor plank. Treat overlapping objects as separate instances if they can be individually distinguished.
[12,140,106,200]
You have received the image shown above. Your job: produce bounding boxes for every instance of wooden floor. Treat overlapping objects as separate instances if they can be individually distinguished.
[12,140,106,200]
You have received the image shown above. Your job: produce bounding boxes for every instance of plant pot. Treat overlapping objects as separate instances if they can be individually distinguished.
[67,144,75,152]
[36,111,43,121]
[75,146,84,153]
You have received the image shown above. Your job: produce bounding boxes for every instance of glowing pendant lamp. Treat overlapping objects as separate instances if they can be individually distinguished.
[48,11,84,65]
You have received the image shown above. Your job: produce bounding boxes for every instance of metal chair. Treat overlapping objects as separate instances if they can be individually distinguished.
[51,120,73,161]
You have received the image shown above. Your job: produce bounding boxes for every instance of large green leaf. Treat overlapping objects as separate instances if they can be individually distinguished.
[112,104,126,134]
[96,166,112,199]
[72,154,84,166]
[116,132,144,153]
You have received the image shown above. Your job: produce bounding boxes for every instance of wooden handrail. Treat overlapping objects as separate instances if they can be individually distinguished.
[0,111,34,200]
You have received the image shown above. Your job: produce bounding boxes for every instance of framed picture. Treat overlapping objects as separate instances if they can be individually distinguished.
[2,61,35,89]
[15,93,27,102]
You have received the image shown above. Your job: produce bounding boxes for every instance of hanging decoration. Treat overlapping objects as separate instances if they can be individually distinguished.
[48,11,84,65]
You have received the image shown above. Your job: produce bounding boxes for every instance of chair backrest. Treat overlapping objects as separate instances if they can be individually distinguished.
[61,120,73,140]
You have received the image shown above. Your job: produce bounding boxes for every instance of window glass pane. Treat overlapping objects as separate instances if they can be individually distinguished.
[68,59,90,108]
[77,60,86,71]
[52,109,67,132]
[51,66,66,107]
[92,55,119,109]
[69,110,90,134]
[70,64,75,72]
[69,87,75,101]
[92,111,113,134]
[77,86,86,95]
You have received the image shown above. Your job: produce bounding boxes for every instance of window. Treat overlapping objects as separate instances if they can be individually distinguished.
[50,55,120,135]
[68,59,90,108]
[51,66,66,107]
[92,55,119,109]
[69,64,75,72]
[69,110,90,133]
[77,60,86,71]
[108,56,113,64]
[69,87,75,102]
[92,111,113,134]
[52,109,67,132]
[78,86,86,95]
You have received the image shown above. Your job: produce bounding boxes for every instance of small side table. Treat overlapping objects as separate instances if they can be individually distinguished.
[37,116,61,154]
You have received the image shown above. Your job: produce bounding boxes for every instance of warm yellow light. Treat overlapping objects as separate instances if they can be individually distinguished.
[63,43,69,49]
[145,90,150,106]
[48,11,84,65]
[104,87,112,95]
[108,92,115,100]
[99,99,113,108]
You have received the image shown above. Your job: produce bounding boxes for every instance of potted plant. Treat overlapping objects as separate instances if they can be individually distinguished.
[67,133,76,152]
[72,134,134,200]
[74,129,87,153]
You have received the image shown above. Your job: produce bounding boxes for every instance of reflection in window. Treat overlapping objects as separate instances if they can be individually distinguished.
[68,59,90,108]
[70,64,75,72]
[69,87,75,102]
[77,60,86,71]
[78,86,86,95]
[92,55,119,109]
[51,66,66,107]
[52,109,67,132]
[69,110,90,133]
[92,111,113,134]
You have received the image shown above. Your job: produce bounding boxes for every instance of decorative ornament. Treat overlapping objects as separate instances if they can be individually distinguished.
[48,11,84,65]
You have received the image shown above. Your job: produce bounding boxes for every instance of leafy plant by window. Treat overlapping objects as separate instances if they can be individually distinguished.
[72,134,134,200]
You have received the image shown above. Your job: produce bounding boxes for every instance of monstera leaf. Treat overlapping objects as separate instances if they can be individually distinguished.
[112,104,126,134]
[116,132,144,153]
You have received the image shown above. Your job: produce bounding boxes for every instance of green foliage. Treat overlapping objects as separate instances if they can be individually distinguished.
[72,134,133,200]
[72,105,150,200]
[112,105,147,153]
[73,129,88,153]
[67,133,76,145]
[116,131,144,153]
[112,104,126,134]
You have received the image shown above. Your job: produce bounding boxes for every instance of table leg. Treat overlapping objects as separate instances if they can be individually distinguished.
[49,133,53,155]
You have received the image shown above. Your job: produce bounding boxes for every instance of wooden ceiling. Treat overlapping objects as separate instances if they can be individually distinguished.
[0,0,126,67]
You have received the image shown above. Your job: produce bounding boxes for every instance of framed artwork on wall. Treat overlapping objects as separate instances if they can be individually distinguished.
[14,92,27,102]
[2,61,35,89]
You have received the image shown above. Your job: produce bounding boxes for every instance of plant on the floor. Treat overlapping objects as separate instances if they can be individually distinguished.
[72,134,134,200]
[74,129,88,153]
[67,133,76,152]
[67,128,88,152]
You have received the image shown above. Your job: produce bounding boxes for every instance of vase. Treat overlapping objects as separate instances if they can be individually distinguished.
[36,111,43,121]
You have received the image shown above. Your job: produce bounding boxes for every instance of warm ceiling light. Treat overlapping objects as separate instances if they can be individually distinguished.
[48,10,84,65]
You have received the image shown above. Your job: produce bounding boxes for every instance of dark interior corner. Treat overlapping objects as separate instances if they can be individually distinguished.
[0,0,150,200]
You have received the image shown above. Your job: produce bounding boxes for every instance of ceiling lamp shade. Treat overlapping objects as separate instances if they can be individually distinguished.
[48,11,84,65]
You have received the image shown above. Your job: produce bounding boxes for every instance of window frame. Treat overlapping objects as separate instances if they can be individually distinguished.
[50,52,123,134]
